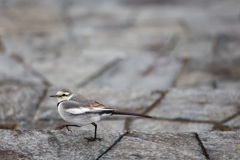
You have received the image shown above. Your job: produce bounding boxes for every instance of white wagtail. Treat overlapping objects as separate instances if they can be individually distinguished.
[50,89,152,141]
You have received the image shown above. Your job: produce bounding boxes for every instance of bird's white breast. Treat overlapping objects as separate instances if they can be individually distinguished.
[58,103,101,126]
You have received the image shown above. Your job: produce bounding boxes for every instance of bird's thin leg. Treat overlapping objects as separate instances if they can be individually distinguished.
[85,122,102,141]
[56,125,81,132]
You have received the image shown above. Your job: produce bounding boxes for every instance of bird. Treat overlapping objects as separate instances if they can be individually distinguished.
[50,89,152,141]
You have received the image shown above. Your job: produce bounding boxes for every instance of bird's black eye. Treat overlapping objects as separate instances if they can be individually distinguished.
[62,94,67,96]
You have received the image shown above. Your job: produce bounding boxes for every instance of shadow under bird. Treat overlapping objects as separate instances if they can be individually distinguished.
[50,89,152,141]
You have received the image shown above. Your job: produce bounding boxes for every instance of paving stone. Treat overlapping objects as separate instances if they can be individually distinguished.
[198,131,240,160]
[0,1,65,34]
[176,55,240,88]
[149,89,240,122]
[86,53,182,90]
[87,27,177,53]
[130,119,214,132]
[3,32,125,88]
[101,132,206,160]
[69,4,134,30]
[0,84,45,123]
[35,88,161,120]
[0,129,123,160]
[0,55,43,84]
[224,115,240,130]
[176,57,216,88]
[171,37,213,58]
[216,81,240,90]
[214,35,240,57]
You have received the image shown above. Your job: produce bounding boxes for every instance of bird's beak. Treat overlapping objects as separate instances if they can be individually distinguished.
[50,95,59,98]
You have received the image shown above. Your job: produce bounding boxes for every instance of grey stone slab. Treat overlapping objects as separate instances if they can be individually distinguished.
[69,4,134,30]
[4,32,125,88]
[0,55,43,84]
[171,37,213,58]
[86,27,177,53]
[136,1,240,37]
[216,81,240,90]
[101,132,206,160]
[0,129,123,160]
[214,35,240,57]
[0,84,45,123]
[130,119,214,132]
[86,53,183,90]
[176,55,240,88]
[34,88,161,120]
[0,2,65,34]
[198,131,240,160]
[224,115,240,129]
[149,89,240,122]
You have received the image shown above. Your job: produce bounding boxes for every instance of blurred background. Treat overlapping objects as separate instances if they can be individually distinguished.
[0,0,239,132]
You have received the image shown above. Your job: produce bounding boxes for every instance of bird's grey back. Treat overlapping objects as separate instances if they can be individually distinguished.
[69,93,91,106]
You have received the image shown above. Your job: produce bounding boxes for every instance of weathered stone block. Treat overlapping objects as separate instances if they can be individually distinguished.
[0,84,45,123]
[101,132,206,160]
[0,130,123,160]
[198,131,240,160]
[86,53,182,90]
[0,55,43,84]
[149,89,240,122]
[130,119,214,132]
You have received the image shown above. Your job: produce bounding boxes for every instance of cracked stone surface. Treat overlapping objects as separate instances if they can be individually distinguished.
[3,33,125,87]
[0,55,43,84]
[198,131,240,160]
[0,84,45,123]
[101,132,206,160]
[35,88,161,120]
[86,52,182,90]
[0,130,123,160]
[130,119,214,132]
[149,89,240,122]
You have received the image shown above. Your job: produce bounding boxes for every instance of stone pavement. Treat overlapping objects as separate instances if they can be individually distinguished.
[0,0,240,159]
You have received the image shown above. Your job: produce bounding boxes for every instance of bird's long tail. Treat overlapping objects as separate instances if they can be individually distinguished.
[112,111,152,118]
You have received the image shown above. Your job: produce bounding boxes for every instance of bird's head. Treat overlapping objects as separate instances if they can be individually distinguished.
[50,89,73,102]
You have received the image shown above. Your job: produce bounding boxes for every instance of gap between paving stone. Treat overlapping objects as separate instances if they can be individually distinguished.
[96,130,130,160]
[31,88,48,121]
[194,132,210,160]
[77,57,123,87]
[171,56,189,87]
[124,90,168,130]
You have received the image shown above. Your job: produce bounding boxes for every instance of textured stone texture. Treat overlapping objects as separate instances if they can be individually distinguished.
[171,37,212,58]
[149,89,240,122]
[224,115,240,130]
[101,132,206,160]
[86,53,182,90]
[35,88,161,120]
[176,57,216,88]
[130,119,214,132]
[87,27,177,53]
[0,130,123,160]
[0,84,45,123]
[198,131,240,160]
[4,32,125,87]
[0,1,65,34]
[0,55,43,84]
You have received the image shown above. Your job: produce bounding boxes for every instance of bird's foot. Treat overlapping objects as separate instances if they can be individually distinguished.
[84,137,102,142]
